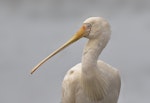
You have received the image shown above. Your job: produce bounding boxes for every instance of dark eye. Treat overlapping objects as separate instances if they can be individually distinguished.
[85,23,92,29]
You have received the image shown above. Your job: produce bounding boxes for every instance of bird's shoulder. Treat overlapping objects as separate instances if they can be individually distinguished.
[97,60,120,74]
[97,60,121,84]
[97,60,121,86]
[61,64,82,103]
[63,63,82,83]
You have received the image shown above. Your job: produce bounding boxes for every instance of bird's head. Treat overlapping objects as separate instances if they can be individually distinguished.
[83,17,111,39]
[31,17,111,74]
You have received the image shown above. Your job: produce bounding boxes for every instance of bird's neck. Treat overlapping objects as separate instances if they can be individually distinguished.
[81,37,109,101]
[81,38,104,73]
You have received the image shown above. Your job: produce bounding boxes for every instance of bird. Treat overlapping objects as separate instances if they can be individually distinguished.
[31,17,121,103]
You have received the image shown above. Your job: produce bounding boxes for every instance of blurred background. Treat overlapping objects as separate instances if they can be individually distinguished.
[0,0,150,103]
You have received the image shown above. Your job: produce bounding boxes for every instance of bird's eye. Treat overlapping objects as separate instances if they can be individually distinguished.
[85,23,92,29]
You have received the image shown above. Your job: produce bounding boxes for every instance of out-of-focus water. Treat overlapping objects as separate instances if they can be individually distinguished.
[0,0,150,103]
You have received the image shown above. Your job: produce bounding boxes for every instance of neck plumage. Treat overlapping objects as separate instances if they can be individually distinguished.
[82,36,105,74]
[81,36,109,101]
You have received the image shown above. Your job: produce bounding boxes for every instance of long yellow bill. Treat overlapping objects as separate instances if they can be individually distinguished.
[30,25,86,74]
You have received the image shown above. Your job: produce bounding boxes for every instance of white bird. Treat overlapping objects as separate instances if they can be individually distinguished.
[31,17,121,103]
